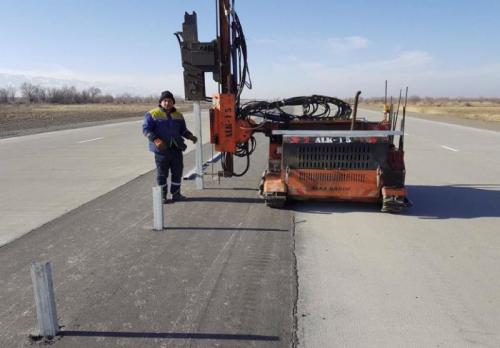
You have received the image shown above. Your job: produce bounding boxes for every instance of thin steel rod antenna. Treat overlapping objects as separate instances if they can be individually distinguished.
[389,95,393,126]
[388,98,394,143]
[394,89,402,130]
[384,80,388,106]
[383,80,389,120]
[404,86,409,108]
[399,86,409,151]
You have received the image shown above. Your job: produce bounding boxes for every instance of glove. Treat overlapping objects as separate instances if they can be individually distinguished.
[153,138,167,152]
[146,132,156,143]
[189,135,198,144]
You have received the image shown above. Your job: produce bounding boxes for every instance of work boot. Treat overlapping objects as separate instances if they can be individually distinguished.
[171,192,186,202]
[162,187,168,204]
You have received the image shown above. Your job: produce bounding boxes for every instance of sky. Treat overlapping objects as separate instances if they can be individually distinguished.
[0,0,499,99]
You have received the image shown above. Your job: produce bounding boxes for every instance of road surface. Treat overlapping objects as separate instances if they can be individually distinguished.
[296,109,500,347]
[1,109,499,347]
[0,111,211,246]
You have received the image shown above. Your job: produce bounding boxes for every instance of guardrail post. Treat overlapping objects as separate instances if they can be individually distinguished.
[30,262,59,338]
[193,101,204,189]
[153,186,164,230]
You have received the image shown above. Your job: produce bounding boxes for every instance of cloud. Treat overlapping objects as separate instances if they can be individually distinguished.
[243,50,500,98]
[0,66,185,96]
[0,65,78,80]
[327,36,369,51]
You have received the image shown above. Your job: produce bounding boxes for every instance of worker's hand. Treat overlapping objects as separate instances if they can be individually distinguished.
[145,132,156,142]
[154,138,167,152]
[189,135,198,144]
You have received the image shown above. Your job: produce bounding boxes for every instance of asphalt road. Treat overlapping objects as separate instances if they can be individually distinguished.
[1,109,500,347]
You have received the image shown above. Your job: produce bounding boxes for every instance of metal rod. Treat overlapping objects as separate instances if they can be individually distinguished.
[394,89,402,130]
[350,91,361,130]
[31,262,59,338]
[399,106,406,151]
[399,87,408,151]
[383,80,392,121]
[384,80,388,106]
[404,86,409,109]
[388,102,394,143]
[388,96,393,129]
[152,186,163,230]
[215,0,221,94]
[194,101,204,189]
[219,0,232,93]
[231,0,238,95]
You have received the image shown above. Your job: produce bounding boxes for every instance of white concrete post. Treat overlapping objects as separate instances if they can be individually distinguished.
[193,101,204,189]
[30,262,58,338]
[152,186,163,230]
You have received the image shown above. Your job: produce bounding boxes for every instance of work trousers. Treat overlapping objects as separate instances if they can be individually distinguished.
[154,150,183,194]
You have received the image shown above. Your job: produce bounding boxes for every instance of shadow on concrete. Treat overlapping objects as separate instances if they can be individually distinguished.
[286,200,379,215]
[203,187,258,191]
[163,226,288,232]
[60,330,279,341]
[285,184,500,219]
[180,196,263,204]
[405,184,500,219]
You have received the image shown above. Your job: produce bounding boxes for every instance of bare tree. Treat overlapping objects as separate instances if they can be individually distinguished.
[7,86,16,102]
[87,87,101,102]
[0,88,8,103]
[20,82,36,103]
[0,86,17,103]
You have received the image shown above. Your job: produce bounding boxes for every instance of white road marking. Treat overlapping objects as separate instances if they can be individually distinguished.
[77,137,104,144]
[441,145,459,152]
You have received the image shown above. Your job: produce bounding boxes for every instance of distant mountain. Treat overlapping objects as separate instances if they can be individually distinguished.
[0,73,149,96]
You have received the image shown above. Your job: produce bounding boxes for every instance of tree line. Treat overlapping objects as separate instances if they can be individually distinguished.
[0,83,157,104]
[359,96,500,104]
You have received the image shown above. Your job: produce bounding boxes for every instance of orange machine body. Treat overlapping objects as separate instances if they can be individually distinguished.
[210,93,255,153]
[260,118,408,209]
[209,97,408,211]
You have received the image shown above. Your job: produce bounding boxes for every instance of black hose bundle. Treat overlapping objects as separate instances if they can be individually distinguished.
[239,95,352,122]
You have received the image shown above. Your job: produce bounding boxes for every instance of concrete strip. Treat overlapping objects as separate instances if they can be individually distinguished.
[0,111,211,247]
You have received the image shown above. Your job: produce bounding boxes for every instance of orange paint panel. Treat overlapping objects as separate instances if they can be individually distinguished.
[211,93,236,153]
[287,169,380,201]
[263,174,286,194]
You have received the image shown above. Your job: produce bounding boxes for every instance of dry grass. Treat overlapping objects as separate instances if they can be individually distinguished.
[361,100,500,122]
[0,102,203,137]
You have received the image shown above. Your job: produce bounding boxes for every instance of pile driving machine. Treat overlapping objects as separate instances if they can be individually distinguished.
[175,0,411,212]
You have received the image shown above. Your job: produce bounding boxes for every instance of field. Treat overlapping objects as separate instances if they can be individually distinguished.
[361,100,500,123]
[2,99,499,138]
[0,102,197,137]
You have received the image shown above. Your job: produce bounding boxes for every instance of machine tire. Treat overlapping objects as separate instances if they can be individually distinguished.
[265,198,286,209]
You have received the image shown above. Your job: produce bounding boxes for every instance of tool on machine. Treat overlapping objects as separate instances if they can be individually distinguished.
[175,0,411,212]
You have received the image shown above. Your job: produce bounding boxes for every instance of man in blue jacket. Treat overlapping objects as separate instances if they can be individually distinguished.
[143,91,197,203]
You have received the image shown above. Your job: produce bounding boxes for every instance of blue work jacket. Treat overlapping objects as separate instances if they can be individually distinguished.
[142,107,191,153]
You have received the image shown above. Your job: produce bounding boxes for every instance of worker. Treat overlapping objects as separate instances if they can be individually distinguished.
[142,90,198,203]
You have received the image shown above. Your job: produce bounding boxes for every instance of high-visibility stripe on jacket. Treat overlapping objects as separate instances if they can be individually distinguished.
[142,107,193,153]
